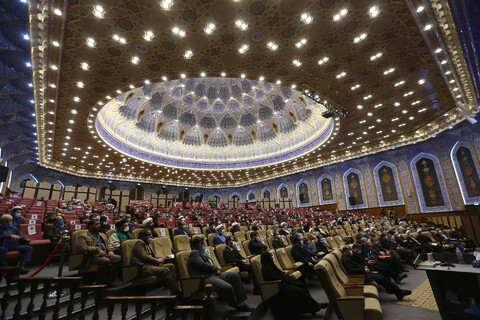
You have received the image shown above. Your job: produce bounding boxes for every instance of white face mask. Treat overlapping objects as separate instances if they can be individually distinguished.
[124,226,130,232]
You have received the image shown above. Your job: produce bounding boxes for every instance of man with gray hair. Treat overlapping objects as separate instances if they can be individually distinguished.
[0,214,32,274]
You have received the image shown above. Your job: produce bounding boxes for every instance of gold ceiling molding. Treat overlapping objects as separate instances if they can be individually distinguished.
[428,0,478,112]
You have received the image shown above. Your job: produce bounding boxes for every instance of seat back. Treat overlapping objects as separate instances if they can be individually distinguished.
[132,229,142,239]
[268,249,283,270]
[173,235,191,252]
[315,260,347,298]
[206,246,220,266]
[150,237,174,258]
[239,226,249,233]
[70,230,87,255]
[207,233,216,246]
[275,247,293,269]
[331,249,349,275]
[215,244,227,264]
[154,227,169,238]
[242,240,252,256]
[326,237,338,249]
[285,245,296,265]
[121,239,140,266]
[176,250,192,279]
[190,227,201,235]
[106,229,115,239]
[323,254,349,284]
[250,255,264,282]
[234,231,246,242]
[335,236,346,248]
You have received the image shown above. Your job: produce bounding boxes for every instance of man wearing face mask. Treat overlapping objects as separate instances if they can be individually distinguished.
[108,219,133,253]
[213,224,226,246]
[77,219,121,285]
[173,220,192,238]
[131,229,181,296]
[44,215,71,255]
[0,214,32,274]
[142,218,159,237]
[11,206,25,227]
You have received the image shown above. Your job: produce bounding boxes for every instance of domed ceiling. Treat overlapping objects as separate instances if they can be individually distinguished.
[26,0,479,187]
[96,78,334,169]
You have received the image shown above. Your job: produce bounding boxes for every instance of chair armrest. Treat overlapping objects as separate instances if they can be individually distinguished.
[220,263,237,271]
[122,265,143,283]
[337,296,365,300]
[180,276,205,297]
[259,280,282,301]
[347,275,365,283]
[344,286,364,296]
[69,253,88,271]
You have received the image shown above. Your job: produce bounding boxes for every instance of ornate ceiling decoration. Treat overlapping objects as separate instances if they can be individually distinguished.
[95,77,334,169]
[29,0,478,187]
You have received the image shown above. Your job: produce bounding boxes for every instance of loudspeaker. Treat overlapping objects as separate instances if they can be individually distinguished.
[0,166,8,182]
[348,196,355,206]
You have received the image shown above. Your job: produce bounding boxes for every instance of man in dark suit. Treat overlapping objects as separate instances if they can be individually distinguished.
[131,230,180,295]
[0,214,32,274]
[315,234,332,256]
[188,236,252,311]
[223,236,251,272]
[291,235,315,273]
[341,245,411,300]
[248,232,267,255]
[380,233,416,265]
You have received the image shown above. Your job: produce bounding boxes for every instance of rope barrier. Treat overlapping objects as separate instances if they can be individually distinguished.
[28,240,63,278]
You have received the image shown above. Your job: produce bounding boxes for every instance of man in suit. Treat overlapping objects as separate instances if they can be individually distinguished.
[341,245,411,300]
[380,233,416,265]
[188,236,252,311]
[223,236,251,272]
[315,234,332,256]
[43,215,71,255]
[248,232,267,255]
[77,219,121,285]
[0,214,32,274]
[291,235,315,273]
[131,229,181,295]
[173,219,191,238]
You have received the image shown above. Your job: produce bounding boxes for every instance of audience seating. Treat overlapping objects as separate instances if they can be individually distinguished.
[173,235,191,252]
[315,260,383,320]
[150,237,174,259]
[250,255,282,300]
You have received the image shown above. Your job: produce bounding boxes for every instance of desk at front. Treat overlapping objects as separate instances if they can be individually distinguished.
[417,263,480,320]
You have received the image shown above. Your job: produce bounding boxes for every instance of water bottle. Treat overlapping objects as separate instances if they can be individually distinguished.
[456,247,465,264]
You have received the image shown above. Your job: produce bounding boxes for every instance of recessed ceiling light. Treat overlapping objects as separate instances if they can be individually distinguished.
[204,23,216,34]
[300,12,313,24]
[68,120,75,124]
[180,74,186,79]
[162,76,167,81]
[112,34,126,44]
[370,52,383,61]
[144,30,154,41]
[221,72,226,77]
[276,80,281,84]
[235,19,248,30]
[266,42,278,51]
[93,5,105,18]
[295,38,307,48]
[417,6,425,13]
[86,37,96,47]
[49,83,56,88]
[354,33,367,43]
[357,105,363,110]
[53,8,62,16]
[292,59,302,67]
[351,84,360,90]
[200,72,206,77]
[318,57,329,65]
[384,67,395,75]
[424,24,432,30]
[131,56,140,64]
[238,44,249,54]
[76,81,84,88]
[259,76,265,81]
[80,62,89,70]
[368,6,380,18]
[336,72,346,79]
[394,80,405,87]
[172,27,186,37]
[183,50,193,59]
[160,0,174,9]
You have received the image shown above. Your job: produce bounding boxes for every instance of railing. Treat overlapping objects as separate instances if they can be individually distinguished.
[0,270,215,320]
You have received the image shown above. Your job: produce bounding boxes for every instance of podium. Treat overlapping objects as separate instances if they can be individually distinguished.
[415,253,480,320]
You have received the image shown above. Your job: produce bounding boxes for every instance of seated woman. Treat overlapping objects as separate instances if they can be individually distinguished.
[260,252,327,320]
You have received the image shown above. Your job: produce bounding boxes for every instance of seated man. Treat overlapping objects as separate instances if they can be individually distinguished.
[77,220,121,285]
[213,224,226,246]
[132,229,181,295]
[43,214,71,255]
[341,245,411,300]
[173,220,191,238]
[223,236,251,273]
[0,214,32,274]
[291,235,315,273]
[11,206,26,227]
[230,222,241,234]
[142,218,159,237]
[315,234,332,256]
[248,232,267,255]
[271,233,286,249]
[108,219,134,253]
[188,236,252,311]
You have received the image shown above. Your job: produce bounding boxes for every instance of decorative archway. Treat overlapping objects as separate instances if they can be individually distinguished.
[373,161,404,206]
[129,185,144,200]
[295,179,312,207]
[317,174,336,205]
[191,192,204,203]
[451,141,480,204]
[343,168,368,209]
[277,183,290,199]
[410,152,452,213]
[261,187,271,199]
[246,190,256,202]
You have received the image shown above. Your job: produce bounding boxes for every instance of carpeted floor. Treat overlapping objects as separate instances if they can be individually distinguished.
[397,280,439,312]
